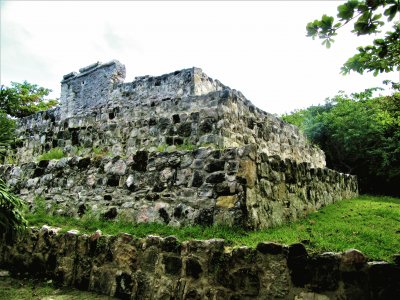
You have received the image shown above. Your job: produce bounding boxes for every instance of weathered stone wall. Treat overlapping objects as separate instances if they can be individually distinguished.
[0,146,357,229]
[216,90,325,167]
[2,60,359,229]
[1,227,399,299]
[10,61,325,168]
[60,60,126,118]
[247,152,358,229]
[12,91,226,164]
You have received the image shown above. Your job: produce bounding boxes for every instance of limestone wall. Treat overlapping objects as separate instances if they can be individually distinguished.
[12,91,225,165]
[247,152,358,229]
[1,227,398,299]
[114,66,226,103]
[1,60,359,229]
[0,146,357,229]
[60,60,126,118]
[217,90,325,168]
[10,61,325,168]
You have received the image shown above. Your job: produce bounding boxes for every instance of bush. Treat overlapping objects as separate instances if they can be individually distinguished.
[0,111,15,163]
[0,179,27,241]
[282,90,400,196]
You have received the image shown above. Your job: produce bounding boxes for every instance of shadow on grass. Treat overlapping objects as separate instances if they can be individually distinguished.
[358,194,400,205]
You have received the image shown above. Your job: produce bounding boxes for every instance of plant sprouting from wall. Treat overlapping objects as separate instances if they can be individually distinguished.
[37,148,65,161]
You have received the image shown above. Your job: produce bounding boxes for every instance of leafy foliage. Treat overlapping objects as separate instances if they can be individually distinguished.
[342,24,400,75]
[0,81,58,118]
[0,112,15,147]
[282,90,400,195]
[0,179,27,241]
[0,81,58,162]
[306,0,400,76]
[0,112,15,162]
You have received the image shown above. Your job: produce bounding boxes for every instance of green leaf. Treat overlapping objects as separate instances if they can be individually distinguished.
[334,22,342,28]
[337,3,355,20]
[372,13,382,21]
[359,11,372,22]
[307,0,400,77]
[326,40,332,48]
[306,21,319,37]
[357,3,369,12]
[384,4,399,22]
[321,14,334,29]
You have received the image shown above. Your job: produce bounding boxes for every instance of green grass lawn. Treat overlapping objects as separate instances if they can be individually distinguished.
[26,195,400,262]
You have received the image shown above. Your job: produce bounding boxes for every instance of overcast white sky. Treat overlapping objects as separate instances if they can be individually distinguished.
[1,0,398,115]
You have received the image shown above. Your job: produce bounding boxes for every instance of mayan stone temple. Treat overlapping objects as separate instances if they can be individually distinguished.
[1,60,358,229]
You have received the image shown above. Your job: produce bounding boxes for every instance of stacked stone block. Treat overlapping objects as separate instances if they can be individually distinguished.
[1,60,358,229]
[1,227,398,299]
[10,60,325,168]
[1,145,356,229]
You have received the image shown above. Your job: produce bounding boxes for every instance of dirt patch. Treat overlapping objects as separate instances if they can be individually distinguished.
[0,269,116,300]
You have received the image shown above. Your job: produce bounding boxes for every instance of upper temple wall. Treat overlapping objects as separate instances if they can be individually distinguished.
[59,60,226,119]
[60,60,126,118]
[114,66,226,103]
[10,60,326,168]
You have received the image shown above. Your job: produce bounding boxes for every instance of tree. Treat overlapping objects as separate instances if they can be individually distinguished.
[0,81,58,118]
[306,0,400,76]
[0,81,58,162]
[282,89,400,196]
[0,178,27,241]
[0,111,15,162]
[0,111,15,149]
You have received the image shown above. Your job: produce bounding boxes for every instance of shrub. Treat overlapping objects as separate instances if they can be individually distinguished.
[0,179,27,241]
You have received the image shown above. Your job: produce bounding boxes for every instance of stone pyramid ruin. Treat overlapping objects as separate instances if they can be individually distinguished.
[1,60,358,229]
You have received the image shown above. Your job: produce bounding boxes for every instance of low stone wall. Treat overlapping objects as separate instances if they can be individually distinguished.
[1,146,357,229]
[1,227,399,299]
[247,152,358,229]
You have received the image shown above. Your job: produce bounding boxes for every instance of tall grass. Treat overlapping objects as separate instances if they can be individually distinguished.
[37,148,65,161]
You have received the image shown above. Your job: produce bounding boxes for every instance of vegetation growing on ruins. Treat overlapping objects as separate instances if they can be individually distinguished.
[282,90,400,196]
[156,142,201,152]
[37,147,66,162]
[92,146,111,158]
[26,195,400,262]
[36,146,114,162]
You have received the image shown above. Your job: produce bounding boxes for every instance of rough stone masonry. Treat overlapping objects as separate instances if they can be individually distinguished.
[1,226,398,299]
[0,60,358,229]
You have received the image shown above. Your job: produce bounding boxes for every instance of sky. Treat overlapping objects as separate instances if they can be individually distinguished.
[1,0,398,115]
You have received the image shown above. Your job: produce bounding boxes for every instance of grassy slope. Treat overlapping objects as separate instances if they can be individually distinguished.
[26,195,400,262]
